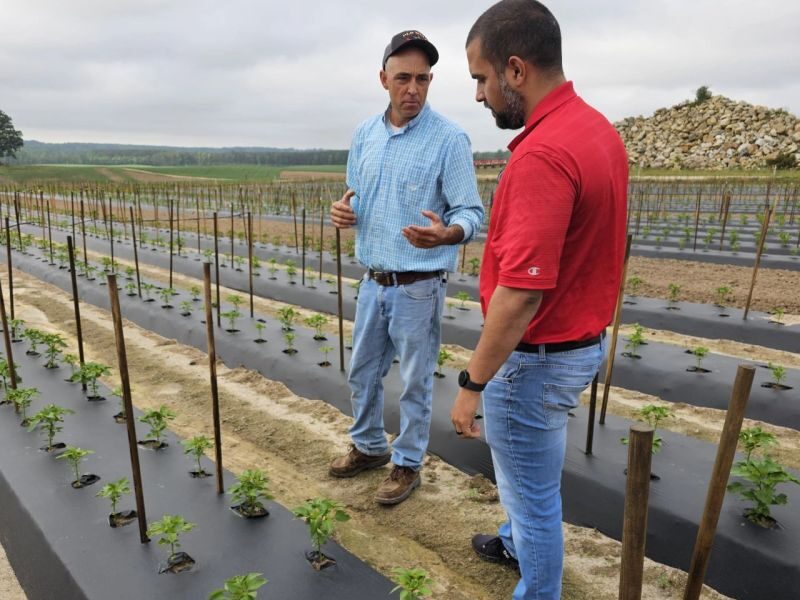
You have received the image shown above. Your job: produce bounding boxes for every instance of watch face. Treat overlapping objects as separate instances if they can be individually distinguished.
[458,370,468,388]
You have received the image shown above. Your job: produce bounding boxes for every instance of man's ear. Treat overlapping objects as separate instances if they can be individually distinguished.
[380,70,389,90]
[506,56,526,88]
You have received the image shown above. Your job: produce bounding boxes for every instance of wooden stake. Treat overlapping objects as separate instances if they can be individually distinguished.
[301,207,306,286]
[718,191,731,251]
[619,424,654,600]
[80,200,89,275]
[599,234,633,425]
[108,192,115,271]
[318,201,324,280]
[692,190,701,252]
[213,212,221,328]
[46,197,54,264]
[335,228,345,371]
[247,212,254,319]
[584,372,600,454]
[129,207,142,298]
[67,237,87,391]
[5,217,14,321]
[106,274,150,544]
[0,273,18,396]
[743,205,772,320]
[683,365,755,600]
[203,263,224,494]
[292,191,299,254]
[168,197,174,290]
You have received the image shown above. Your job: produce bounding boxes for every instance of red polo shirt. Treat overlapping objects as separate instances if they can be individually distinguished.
[479,81,628,344]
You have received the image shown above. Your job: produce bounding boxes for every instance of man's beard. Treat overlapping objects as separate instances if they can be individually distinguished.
[487,76,526,130]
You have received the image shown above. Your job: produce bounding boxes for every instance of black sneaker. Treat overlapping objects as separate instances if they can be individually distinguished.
[472,534,519,569]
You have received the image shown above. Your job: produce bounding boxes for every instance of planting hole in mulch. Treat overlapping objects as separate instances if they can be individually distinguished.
[40,442,67,453]
[113,412,127,424]
[230,504,269,519]
[138,439,169,451]
[282,348,298,355]
[718,313,731,318]
[161,305,174,309]
[180,312,191,317]
[45,364,60,370]
[443,315,456,320]
[256,318,266,323]
[158,552,196,574]
[189,470,212,479]
[253,339,267,344]
[744,512,780,530]
[20,418,32,428]
[622,300,637,305]
[225,329,240,334]
[457,307,470,312]
[318,361,331,367]
[144,298,155,303]
[25,350,40,356]
[664,306,680,311]
[87,395,106,402]
[686,366,711,373]
[71,474,101,489]
[768,320,785,326]
[621,352,642,359]
[313,335,328,341]
[761,382,793,391]
[305,550,336,570]
[434,372,446,378]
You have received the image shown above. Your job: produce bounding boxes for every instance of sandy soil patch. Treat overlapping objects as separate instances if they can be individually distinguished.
[94,167,128,183]
[0,543,25,600]
[2,266,729,600]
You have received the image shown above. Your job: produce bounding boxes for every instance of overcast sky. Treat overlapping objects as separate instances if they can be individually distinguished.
[2,0,799,152]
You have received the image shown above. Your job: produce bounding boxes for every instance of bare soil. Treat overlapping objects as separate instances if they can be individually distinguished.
[1,266,729,600]
[279,170,346,181]
[0,542,25,600]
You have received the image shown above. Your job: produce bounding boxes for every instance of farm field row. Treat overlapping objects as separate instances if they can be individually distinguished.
[0,265,733,600]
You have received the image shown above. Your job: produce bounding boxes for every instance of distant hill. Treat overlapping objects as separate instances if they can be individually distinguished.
[616,94,800,169]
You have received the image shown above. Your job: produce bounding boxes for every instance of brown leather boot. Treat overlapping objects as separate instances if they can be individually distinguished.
[374,465,421,505]
[329,445,391,478]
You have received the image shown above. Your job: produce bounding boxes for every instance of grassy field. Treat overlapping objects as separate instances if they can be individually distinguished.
[0,164,348,184]
[2,163,796,185]
[0,165,138,184]
[121,164,284,181]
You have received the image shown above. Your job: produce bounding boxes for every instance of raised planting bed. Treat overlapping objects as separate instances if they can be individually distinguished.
[5,246,800,600]
[5,239,799,431]
[0,340,395,600]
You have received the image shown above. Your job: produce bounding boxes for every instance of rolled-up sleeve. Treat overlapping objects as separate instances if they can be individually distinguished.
[441,132,485,243]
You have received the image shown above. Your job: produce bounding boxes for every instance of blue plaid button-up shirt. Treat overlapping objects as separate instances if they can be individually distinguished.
[347,103,485,272]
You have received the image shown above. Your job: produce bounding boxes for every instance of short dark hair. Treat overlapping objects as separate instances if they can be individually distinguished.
[467,0,563,76]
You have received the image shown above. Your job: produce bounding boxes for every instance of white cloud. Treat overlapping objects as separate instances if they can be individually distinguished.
[1,0,798,151]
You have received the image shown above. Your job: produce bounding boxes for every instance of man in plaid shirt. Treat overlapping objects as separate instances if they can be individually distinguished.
[329,30,484,505]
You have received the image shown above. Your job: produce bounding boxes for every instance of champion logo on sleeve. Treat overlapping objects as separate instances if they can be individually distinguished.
[528,266,541,277]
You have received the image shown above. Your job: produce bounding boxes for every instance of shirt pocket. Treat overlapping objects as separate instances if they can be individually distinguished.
[400,164,436,212]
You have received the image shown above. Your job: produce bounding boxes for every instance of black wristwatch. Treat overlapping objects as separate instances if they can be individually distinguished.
[458,369,487,392]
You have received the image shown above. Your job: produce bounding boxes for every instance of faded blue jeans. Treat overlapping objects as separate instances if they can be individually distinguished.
[483,338,605,600]
[348,273,446,469]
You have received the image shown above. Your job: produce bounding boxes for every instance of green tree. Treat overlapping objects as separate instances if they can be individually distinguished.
[693,85,712,105]
[0,110,24,163]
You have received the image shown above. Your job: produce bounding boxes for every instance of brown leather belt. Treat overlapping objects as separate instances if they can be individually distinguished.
[367,269,441,287]
[515,331,605,354]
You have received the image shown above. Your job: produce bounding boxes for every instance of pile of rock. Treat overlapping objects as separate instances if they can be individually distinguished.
[615,95,800,169]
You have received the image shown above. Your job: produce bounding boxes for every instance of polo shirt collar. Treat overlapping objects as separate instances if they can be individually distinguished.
[383,102,430,133]
[508,81,576,151]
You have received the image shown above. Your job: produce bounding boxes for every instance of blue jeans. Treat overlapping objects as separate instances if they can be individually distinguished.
[348,274,446,469]
[483,339,605,600]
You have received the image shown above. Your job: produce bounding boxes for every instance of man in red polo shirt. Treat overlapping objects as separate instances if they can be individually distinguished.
[451,1,628,598]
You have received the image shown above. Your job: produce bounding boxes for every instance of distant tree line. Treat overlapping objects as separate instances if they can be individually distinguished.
[11,141,349,166]
[9,140,511,166]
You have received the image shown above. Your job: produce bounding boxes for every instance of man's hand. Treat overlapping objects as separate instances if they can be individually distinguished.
[331,189,357,229]
[402,211,463,248]
[451,388,482,439]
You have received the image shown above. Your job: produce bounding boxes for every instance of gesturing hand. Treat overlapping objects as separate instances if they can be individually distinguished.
[402,210,459,248]
[331,189,356,230]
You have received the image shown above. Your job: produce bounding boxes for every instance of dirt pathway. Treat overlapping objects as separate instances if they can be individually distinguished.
[0,543,25,600]
[2,267,729,600]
